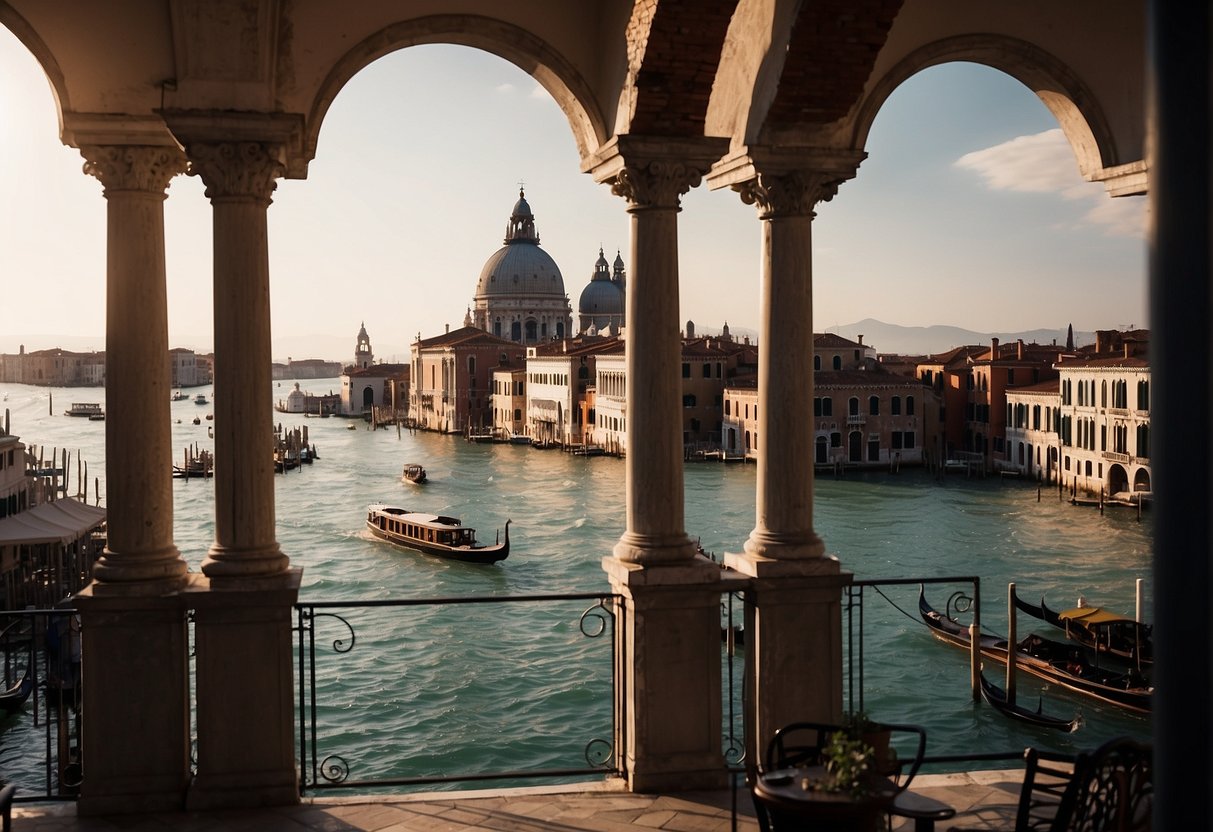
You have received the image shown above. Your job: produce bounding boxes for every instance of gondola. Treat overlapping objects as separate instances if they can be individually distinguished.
[0,673,33,714]
[978,671,1081,732]
[366,504,509,564]
[918,587,1152,713]
[1012,589,1152,667]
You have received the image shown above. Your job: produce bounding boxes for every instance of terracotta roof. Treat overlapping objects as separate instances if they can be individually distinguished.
[815,367,920,387]
[531,336,624,357]
[416,326,516,349]
[681,337,750,357]
[1056,355,1150,369]
[1005,379,1060,396]
[814,332,866,349]
[345,363,410,378]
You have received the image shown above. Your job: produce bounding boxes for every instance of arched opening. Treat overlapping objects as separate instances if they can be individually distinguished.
[815,435,828,464]
[1133,468,1151,493]
[848,431,863,463]
[361,386,375,408]
[1107,463,1129,495]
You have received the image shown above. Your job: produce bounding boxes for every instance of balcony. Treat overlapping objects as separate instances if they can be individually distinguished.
[846,414,865,425]
[1102,451,1131,464]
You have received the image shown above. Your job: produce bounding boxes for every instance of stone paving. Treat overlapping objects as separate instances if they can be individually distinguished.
[12,771,1026,831]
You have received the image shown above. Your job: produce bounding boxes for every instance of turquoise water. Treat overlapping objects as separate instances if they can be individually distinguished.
[0,380,1153,792]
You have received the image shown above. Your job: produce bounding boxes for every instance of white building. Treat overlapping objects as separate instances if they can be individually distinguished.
[490,367,527,439]
[1004,380,1062,482]
[593,352,627,455]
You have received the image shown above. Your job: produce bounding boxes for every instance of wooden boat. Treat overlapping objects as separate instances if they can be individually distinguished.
[64,402,102,417]
[366,504,509,564]
[194,394,208,405]
[918,587,1152,713]
[0,673,33,714]
[978,671,1081,733]
[401,463,427,484]
[171,390,188,401]
[1012,589,1152,667]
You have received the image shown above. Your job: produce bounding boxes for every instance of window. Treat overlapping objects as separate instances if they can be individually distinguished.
[830,432,841,448]
[702,363,711,378]
[849,397,860,416]
[906,396,914,416]
[833,355,842,370]
[813,398,822,417]
[725,400,731,416]
[814,355,821,371]
[821,397,832,416]
[1137,379,1150,410]
[903,431,915,449]
[869,396,879,416]
[682,363,691,378]
[683,394,697,407]
[892,432,903,449]
[891,396,901,416]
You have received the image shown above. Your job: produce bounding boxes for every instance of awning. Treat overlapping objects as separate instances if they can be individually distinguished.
[530,399,560,417]
[0,499,106,546]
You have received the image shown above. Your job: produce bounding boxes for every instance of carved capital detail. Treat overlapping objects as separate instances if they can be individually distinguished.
[611,160,707,210]
[186,142,285,202]
[733,170,847,219]
[80,145,187,194]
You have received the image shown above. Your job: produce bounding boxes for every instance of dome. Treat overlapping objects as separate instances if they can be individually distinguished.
[476,243,566,298]
[512,193,533,218]
[579,275,624,315]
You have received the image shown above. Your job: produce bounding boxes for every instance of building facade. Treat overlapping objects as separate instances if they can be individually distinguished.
[1005,381,1062,482]
[410,326,524,433]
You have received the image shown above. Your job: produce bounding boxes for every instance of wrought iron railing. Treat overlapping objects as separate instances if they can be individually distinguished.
[0,607,82,802]
[294,592,623,794]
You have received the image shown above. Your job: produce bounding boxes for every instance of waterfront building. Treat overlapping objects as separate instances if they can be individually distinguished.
[1004,380,1062,482]
[592,351,628,455]
[276,382,340,416]
[813,333,876,371]
[272,358,343,380]
[410,326,523,433]
[2,4,1189,823]
[470,190,573,344]
[525,336,623,445]
[340,364,409,418]
[577,249,626,334]
[721,380,759,460]
[490,366,527,439]
[0,422,29,518]
[169,347,204,387]
[680,335,757,448]
[1055,330,1151,498]
[0,347,105,386]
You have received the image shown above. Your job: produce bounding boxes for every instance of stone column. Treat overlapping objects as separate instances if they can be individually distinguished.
[707,148,862,769]
[186,141,289,580]
[74,143,191,814]
[169,128,301,809]
[586,137,730,791]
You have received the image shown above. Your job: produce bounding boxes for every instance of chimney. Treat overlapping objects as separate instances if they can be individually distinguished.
[1124,343,1132,359]
[445,323,450,334]
[1017,339,1024,360]
[858,334,864,345]
[1095,331,1105,353]
[990,337,1000,359]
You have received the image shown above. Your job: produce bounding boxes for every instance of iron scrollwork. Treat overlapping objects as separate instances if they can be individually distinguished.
[579,599,614,638]
[319,754,350,784]
[584,738,614,769]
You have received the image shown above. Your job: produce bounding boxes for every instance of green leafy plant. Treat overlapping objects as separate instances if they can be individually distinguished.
[804,730,874,797]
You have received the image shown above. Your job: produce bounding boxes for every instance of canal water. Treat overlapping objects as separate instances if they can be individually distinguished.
[0,379,1153,793]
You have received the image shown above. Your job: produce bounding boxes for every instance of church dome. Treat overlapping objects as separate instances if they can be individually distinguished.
[474,189,567,300]
[579,278,624,316]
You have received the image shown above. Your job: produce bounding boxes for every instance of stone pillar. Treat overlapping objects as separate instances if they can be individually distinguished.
[186,141,289,580]
[586,136,730,791]
[168,126,301,809]
[74,143,191,814]
[707,148,862,769]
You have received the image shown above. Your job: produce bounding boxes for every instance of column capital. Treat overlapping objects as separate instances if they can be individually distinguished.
[80,145,187,195]
[583,135,730,210]
[185,141,286,203]
[706,145,866,218]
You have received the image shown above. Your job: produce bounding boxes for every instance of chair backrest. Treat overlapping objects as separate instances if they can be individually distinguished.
[1013,738,1153,832]
[874,721,927,793]
[764,721,840,774]
[1057,737,1152,832]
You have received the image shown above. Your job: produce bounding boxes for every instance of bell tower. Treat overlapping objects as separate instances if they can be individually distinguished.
[354,322,373,369]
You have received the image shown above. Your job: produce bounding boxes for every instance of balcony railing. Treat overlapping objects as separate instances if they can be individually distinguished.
[1102,451,1131,464]
[295,593,624,794]
[846,415,865,425]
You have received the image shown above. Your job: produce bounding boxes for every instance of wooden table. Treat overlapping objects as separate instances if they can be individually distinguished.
[754,767,955,831]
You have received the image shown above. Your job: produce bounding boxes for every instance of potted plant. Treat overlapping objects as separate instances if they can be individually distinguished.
[794,732,884,832]
[843,710,896,776]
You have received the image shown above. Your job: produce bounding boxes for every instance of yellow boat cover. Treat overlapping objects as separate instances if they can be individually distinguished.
[1058,606,1136,625]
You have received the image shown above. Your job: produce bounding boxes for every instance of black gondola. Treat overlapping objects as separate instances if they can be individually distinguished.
[978,671,1081,733]
[1012,589,1152,667]
[918,587,1152,714]
[0,673,33,714]
[366,504,509,564]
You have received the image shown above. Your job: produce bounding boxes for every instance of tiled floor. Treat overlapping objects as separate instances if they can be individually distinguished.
[12,771,1026,831]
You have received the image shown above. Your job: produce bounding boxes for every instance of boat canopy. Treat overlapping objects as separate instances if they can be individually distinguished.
[1057,606,1137,626]
[0,498,106,546]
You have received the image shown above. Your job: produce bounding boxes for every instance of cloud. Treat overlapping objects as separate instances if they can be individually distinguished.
[954,128,1146,238]
[529,84,549,100]
[495,83,516,94]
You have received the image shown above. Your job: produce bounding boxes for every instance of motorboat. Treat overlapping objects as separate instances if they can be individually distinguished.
[401,463,427,484]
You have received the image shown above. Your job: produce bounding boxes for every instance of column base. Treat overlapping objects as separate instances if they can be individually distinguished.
[201,542,290,579]
[743,529,826,560]
[602,554,728,793]
[74,587,190,815]
[184,568,302,811]
[612,531,699,565]
[90,545,189,593]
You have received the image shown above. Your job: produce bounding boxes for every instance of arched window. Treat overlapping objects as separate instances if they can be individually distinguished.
[511,321,522,341]
[849,397,859,416]
[814,355,821,371]
[906,396,914,416]
[467,356,476,377]
[832,355,842,370]
[891,396,901,415]
[869,396,880,416]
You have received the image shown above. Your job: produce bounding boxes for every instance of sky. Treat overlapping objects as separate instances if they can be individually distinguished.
[0,29,1147,361]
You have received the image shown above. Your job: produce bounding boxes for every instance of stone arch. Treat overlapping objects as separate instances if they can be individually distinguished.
[1133,467,1151,492]
[0,7,71,124]
[1107,462,1129,495]
[852,34,1119,181]
[305,15,607,166]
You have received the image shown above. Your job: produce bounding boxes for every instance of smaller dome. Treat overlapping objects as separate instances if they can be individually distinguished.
[512,189,532,218]
[579,278,624,316]
[595,248,609,269]
[613,250,625,270]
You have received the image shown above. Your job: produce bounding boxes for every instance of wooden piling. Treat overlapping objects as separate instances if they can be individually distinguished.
[1006,583,1017,705]
[969,623,981,702]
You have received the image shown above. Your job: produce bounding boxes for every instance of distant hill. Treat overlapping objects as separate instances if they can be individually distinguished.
[824,318,1094,356]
